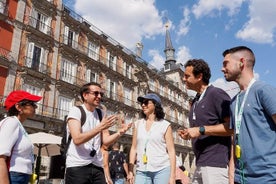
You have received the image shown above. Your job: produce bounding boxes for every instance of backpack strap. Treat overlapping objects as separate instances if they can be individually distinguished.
[65,106,86,154]
[95,108,102,121]
[77,106,86,126]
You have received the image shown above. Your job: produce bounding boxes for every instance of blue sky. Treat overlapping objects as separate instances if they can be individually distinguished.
[63,0,276,97]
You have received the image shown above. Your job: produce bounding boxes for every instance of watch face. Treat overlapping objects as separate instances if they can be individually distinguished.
[199,126,205,135]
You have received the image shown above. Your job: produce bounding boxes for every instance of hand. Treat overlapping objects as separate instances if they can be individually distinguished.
[117,118,133,135]
[127,172,134,184]
[100,114,118,130]
[185,127,201,139]
[169,177,175,184]
[106,177,113,184]
[177,129,189,140]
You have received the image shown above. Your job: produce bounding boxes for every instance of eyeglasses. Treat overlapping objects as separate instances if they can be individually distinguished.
[87,91,104,97]
[19,101,38,108]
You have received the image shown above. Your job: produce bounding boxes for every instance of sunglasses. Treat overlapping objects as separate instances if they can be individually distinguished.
[19,101,38,108]
[87,91,104,97]
[140,100,152,106]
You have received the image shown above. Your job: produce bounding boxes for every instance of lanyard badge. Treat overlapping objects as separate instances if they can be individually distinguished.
[142,153,148,164]
[235,144,241,159]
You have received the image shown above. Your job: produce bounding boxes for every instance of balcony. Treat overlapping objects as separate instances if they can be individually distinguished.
[28,16,53,37]
[24,56,50,75]
[58,70,87,87]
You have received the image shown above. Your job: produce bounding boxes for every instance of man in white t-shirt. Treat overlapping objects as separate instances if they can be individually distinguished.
[65,82,132,184]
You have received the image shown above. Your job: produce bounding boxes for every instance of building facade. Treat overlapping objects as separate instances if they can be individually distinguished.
[0,0,195,179]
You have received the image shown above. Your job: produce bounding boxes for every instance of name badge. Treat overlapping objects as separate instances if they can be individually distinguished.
[142,154,148,164]
[235,145,241,159]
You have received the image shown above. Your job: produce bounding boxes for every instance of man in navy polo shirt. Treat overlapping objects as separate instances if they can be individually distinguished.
[178,59,233,184]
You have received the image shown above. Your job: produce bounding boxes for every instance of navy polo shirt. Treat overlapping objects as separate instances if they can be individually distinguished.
[189,85,231,168]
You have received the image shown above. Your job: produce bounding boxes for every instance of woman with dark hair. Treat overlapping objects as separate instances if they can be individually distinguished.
[0,90,42,184]
[128,93,176,184]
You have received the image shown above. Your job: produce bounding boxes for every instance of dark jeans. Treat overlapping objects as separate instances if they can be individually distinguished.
[9,171,30,184]
[65,163,105,184]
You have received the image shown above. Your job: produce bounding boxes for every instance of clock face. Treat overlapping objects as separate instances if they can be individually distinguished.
[167,51,173,57]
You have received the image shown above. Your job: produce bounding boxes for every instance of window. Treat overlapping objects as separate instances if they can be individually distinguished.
[64,26,77,49]
[22,84,42,114]
[170,108,175,121]
[26,43,47,73]
[108,52,116,71]
[107,79,115,100]
[160,85,164,96]
[0,0,6,14]
[58,96,74,120]
[149,79,155,91]
[126,64,131,79]
[124,87,132,106]
[60,58,77,84]
[164,63,170,71]
[169,90,173,100]
[88,41,99,60]
[178,112,183,125]
[30,9,50,34]
[86,69,97,82]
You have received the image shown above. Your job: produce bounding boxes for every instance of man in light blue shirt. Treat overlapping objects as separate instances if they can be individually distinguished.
[222,46,276,184]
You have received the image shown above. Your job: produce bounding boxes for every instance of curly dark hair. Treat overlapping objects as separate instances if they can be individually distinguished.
[7,106,19,116]
[7,100,36,116]
[184,59,211,84]
[139,100,165,121]
[80,82,101,102]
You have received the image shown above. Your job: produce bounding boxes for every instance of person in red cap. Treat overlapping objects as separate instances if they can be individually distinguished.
[0,90,42,184]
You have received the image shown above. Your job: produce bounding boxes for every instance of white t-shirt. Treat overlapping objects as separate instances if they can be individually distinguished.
[66,105,103,168]
[0,116,34,174]
[135,119,171,172]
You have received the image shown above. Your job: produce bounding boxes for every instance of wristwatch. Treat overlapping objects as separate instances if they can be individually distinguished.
[199,126,205,135]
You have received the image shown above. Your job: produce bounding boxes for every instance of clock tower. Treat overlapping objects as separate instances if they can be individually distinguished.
[164,24,176,71]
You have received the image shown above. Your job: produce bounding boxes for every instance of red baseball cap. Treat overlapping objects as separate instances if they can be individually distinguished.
[5,90,42,110]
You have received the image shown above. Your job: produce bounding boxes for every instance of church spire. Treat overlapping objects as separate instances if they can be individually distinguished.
[163,23,176,72]
[164,23,176,64]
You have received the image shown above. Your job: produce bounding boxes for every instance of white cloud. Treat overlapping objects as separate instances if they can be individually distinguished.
[176,46,192,64]
[74,0,164,50]
[192,0,245,19]
[212,71,260,98]
[236,0,276,44]
[148,45,192,70]
[212,78,239,98]
[148,49,164,69]
[177,7,191,36]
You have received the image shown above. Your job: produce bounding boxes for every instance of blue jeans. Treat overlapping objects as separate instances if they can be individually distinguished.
[112,178,125,184]
[135,166,170,184]
[9,171,30,184]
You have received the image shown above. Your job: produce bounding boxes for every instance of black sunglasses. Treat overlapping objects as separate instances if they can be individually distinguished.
[19,101,38,108]
[140,99,152,106]
[87,91,104,97]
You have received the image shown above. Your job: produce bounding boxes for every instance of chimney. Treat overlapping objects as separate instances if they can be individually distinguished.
[136,42,143,57]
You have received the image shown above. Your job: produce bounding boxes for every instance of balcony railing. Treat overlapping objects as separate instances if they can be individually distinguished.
[1,94,190,147]
[24,56,49,74]
[59,70,87,86]
[36,103,69,121]
[28,16,53,36]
